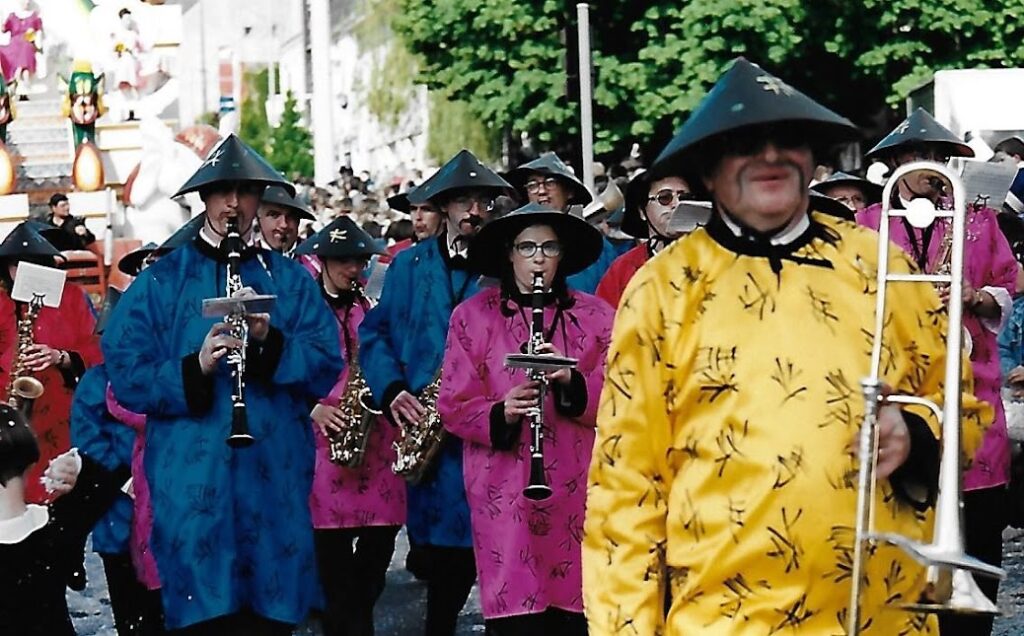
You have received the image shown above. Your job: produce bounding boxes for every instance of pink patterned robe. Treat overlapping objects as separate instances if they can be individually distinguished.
[858,203,1018,489]
[309,297,406,529]
[437,287,613,620]
[105,384,160,590]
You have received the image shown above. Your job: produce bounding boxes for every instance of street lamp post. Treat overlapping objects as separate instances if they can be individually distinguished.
[309,0,335,185]
[576,3,594,195]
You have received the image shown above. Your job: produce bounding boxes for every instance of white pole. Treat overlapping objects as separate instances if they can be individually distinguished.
[576,3,594,195]
[309,0,335,185]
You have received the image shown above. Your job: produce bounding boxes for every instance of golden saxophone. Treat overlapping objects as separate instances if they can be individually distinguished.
[328,282,383,467]
[391,371,446,484]
[7,294,44,420]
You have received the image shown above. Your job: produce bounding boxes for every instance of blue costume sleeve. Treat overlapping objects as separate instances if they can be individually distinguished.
[999,297,1024,378]
[264,263,342,399]
[567,236,618,294]
[359,249,413,405]
[70,366,124,471]
[101,270,196,417]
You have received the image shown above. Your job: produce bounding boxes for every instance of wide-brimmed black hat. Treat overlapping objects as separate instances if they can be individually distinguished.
[0,222,64,262]
[387,192,410,214]
[408,149,514,205]
[865,108,974,161]
[117,242,159,276]
[469,202,603,277]
[810,171,882,205]
[261,185,315,221]
[172,134,295,198]
[95,286,122,334]
[505,153,593,206]
[809,191,855,221]
[652,57,858,171]
[297,216,384,260]
[621,168,701,238]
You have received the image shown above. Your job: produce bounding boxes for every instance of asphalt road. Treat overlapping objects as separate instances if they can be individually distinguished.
[70,529,1024,635]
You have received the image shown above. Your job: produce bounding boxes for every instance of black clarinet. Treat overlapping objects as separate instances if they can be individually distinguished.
[523,271,553,501]
[224,216,254,448]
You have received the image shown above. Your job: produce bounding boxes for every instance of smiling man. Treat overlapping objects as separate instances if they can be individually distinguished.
[257,185,316,258]
[583,58,990,636]
[101,134,341,634]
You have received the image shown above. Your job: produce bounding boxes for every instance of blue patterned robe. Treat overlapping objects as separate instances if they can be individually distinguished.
[70,365,134,555]
[567,235,619,294]
[359,237,477,548]
[101,240,341,629]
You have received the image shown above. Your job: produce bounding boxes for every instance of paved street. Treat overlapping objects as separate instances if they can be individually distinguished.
[70,529,1024,635]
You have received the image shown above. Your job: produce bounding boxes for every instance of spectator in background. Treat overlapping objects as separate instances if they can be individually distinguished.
[47,193,95,250]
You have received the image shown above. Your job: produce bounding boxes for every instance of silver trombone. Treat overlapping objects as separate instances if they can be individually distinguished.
[847,161,1006,634]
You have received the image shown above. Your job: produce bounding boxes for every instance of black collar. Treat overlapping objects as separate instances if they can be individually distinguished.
[705,210,837,275]
[193,234,259,263]
[320,282,358,309]
[436,234,470,271]
[507,289,557,307]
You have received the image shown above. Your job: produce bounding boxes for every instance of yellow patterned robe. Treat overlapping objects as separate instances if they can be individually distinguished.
[583,212,991,635]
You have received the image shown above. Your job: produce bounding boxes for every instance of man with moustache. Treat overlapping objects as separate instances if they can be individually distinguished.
[583,59,990,635]
[506,153,620,293]
[256,185,315,258]
[101,134,341,634]
[360,148,514,636]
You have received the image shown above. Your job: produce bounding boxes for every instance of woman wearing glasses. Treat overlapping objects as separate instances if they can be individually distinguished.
[595,169,703,309]
[437,203,613,635]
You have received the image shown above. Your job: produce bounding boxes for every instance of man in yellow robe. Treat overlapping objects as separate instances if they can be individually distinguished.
[583,58,992,635]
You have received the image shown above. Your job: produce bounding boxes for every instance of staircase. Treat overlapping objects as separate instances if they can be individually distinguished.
[5,94,74,214]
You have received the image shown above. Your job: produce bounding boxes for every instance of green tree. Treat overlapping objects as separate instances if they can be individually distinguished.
[239,67,271,157]
[269,91,314,178]
[395,0,1024,163]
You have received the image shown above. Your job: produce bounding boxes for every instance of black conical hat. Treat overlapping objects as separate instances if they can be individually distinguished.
[865,108,973,160]
[809,191,855,221]
[157,214,205,252]
[0,222,63,261]
[653,58,858,170]
[408,149,514,205]
[172,134,294,198]
[505,153,592,206]
[296,216,383,259]
[117,242,159,276]
[810,171,882,205]
[261,185,315,221]
[469,202,603,277]
[387,192,410,214]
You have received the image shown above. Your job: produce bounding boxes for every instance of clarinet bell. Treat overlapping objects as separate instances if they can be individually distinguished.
[227,405,255,448]
[523,455,552,501]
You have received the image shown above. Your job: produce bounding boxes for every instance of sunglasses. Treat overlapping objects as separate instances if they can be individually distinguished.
[513,240,562,258]
[647,189,696,207]
[448,195,496,214]
[715,125,809,157]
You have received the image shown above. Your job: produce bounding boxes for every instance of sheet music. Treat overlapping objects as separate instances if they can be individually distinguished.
[949,158,1017,209]
[11,262,66,307]
[363,261,389,302]
[668,201,713,234]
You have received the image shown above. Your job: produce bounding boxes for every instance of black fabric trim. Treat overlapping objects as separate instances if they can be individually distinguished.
[888,410,940,512]
[490,401,522,450]
[381,380,411,427]
[246,325,284,383]
[192,232,259,263]
[48,455,131,591]
[181,352,214,414]
[551,369,587,418]
[704,210,838,275]
[58,351,87,390]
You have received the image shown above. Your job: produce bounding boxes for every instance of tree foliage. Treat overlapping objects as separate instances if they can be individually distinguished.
[239,68,271,157]
[395,0,1024,163]
[269,91,314,179]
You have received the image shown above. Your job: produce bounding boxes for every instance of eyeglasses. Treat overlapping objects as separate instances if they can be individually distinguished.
[897,146,950,163]
[715,125,809,157]
[647,189,696,207]
[525,177,561,194]
[513,240,562,258]
[447,195,495,213]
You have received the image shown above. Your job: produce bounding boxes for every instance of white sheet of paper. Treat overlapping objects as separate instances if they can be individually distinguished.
[949,158,1018,208]
[11,262,66,307]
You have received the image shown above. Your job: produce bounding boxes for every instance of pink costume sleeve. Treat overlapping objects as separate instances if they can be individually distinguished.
[438,301,505,447]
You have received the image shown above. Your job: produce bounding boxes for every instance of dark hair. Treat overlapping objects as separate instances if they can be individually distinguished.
[118,8,131,18]
[49,193,68,208]
[385,219,414,242]
[362,220,382,239]
[996,137,1024,159]
[0,407,39,487]
[496,249,575,317]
